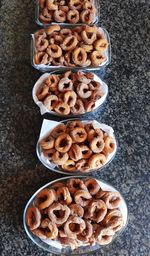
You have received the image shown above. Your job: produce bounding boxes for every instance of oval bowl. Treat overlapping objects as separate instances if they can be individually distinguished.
[23,176,128,255]
[36,119,117,175]
[32,71,108,117]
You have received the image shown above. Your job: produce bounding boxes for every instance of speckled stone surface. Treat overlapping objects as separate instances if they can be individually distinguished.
[0,0,150,255]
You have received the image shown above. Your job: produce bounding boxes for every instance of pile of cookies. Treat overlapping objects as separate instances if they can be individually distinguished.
[36,71,103,115]
[26,178,124,249]
[39,120,115,173]
[34,25,109,67]
[38,0,97,24]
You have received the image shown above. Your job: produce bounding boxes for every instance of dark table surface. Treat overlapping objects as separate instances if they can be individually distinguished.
[0,0,150,255]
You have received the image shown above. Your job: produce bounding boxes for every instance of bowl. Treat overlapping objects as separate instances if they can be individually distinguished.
[35,0,99,27]
[36,119,117,175]
[32,71,108,117]
[31,26,111,72]
[23,176,128,255]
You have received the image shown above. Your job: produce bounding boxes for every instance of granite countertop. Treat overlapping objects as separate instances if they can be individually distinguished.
[0,0,149,255]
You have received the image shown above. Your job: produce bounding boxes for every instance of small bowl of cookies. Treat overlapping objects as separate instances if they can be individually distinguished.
[36,119,117,175]
[35,0,99,26]
[31,25,111,72]
[23,176,128,254]
[32,70,108,117]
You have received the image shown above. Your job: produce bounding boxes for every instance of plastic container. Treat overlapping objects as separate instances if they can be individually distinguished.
[36,119,117,175]
[23,176,128,255]
[35,0,100,27]
[31,26,111,72]
[32,70,108,117]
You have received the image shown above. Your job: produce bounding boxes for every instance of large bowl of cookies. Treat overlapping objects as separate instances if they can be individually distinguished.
[23,176,128,254]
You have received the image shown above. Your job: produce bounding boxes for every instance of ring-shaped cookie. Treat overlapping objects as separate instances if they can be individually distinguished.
[61,36,78,51]
[68,120,84,130]
[62,160,76,172]
[39,8,53,23]
[51,123,66,138]
[77,221,93,242]
[43,95,58,110]
[46,24,61,35]
[34,52,49,65]
[103,209,124,232]
[80,10,94,24]
[103,136,115,153]
[45,74,59,91]
[58,78,73,92]
[91,51,106,66]
[64,91,77,107]
[81,26,97,44]
[67,10,79,24]
[64,216,85,238]
[76,159,90,173]
[53,10,66,22]
[85,199,107,222]
[48,202,70,225]
[35,38,49,52]
[70,127,87,143]
[102,192,122,209]
[26,206,41,230]
[68,144,82,161]
[56,187,72,205]
[52,151,69,165]
[74,189,92,206]
[94,38,109,52]
[85,178,100,195]
[60,28,72,37]
[47,44,62,58]
[55,133,72,153]
[54,101,70,115]
[89,137,105,153]
[87,128,103,141]
[40,218,58,239]
[77,83,92,98]
[69,0,82,10]
[43,148,56,160]
[72,48,87,66]
[97,227,114,245]
[40,135,55,150]
[35,188,57,210]
[71,99,85,115]
[67,178,87,194]
[70,204,84,218]
[88,153,107,169]
[80,145,92,159]
[46,0,58,10]
[36,84,49,100]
